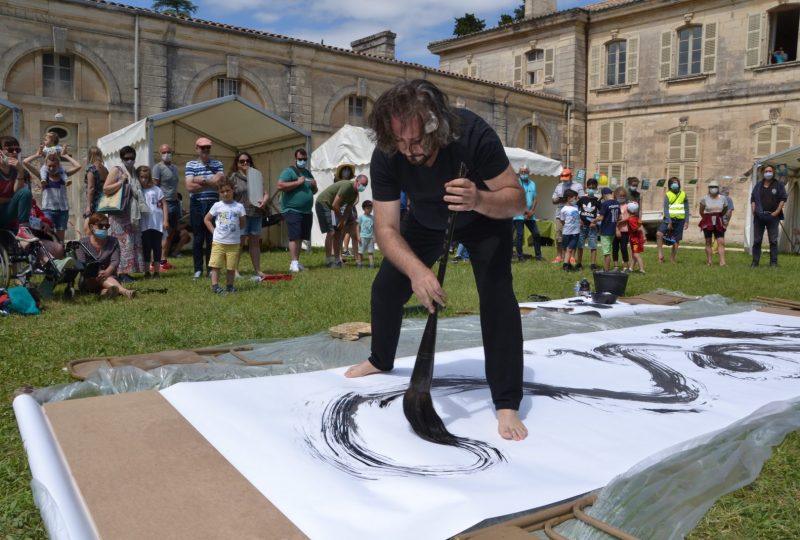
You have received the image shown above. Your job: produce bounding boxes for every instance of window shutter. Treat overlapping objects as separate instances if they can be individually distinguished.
[684,164,698,182]
[611,164,623,183]
[660,31,673,80]
[599,122,611,161]
[627,36,639,84]
[776,125,792,153]
[667,164,682,179]
[612,122,624,161]
[702,22,717,73]
[598,164,610,177]
[668,133,682,160]
[513,54,523,86]
[683,132,698,160]
[544,48,555,81]
[589,45,601,89]
[746,14,763,68]
[755,127,772,156]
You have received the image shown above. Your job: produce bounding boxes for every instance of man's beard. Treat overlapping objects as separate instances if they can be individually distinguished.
[405,153,429,166]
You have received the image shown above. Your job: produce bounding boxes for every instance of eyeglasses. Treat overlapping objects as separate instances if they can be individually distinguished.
[122,156,135,161]
[198,146,212,151]
[95,223,111,229]
[238,159,251,164]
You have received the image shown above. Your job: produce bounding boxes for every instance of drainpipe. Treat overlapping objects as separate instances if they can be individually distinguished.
[134,14,140,121]
[565,101,572,166]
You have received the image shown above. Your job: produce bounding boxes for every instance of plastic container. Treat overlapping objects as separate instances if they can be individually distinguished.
[593,271,629,297]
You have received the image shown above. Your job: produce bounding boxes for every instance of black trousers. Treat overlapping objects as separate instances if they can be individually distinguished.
[190,196,217,273]
[612,232,629,263]
[141,229,163,266]
[752,214,780,265]
[369,215,523,411]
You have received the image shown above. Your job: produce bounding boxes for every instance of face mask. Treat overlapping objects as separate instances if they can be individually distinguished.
[616,197,626,203]
[519,174,529,181]
[93,229,109,239]
[629,186,638,193]
[296,159,307,168]
[670,183,680,192]
[764,172,774,180]
[161,153,172,162]
[561,179,571,184]
[567,199,576,206]
[357,184,367,193]
[123,159,135,168]
[709,187,719,195]
[587,188,596,197]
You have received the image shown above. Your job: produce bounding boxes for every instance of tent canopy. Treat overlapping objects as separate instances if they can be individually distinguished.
[98,95,311,247]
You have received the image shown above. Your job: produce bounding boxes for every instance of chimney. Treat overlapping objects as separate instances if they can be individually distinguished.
[351,30,397,60]
[525,0,557,18]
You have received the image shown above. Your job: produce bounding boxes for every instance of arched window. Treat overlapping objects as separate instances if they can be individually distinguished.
[516,125,549,156]
[5,50,108,102]
[192,76,263,107]
[329,95,373,128]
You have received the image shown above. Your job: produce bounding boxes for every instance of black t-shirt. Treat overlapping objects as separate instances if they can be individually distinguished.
[759,182,779,212]
[577,195,600,225]
[370,108,510,230]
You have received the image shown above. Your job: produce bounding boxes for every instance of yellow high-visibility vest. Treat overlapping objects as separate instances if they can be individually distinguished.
[667,190,686,219]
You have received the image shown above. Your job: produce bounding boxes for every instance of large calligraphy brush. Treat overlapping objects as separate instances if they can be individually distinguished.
[402,162,467,444]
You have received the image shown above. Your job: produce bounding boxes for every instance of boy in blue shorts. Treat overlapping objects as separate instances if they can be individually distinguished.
[357,200,375,268]
[595,187,620,271]
[557,189,580,272]
[576,177,600,270]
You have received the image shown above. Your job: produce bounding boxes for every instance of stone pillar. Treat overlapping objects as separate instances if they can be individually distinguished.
[287,64,312,129]
[138,42,168,118]
[525,0,557,18]
[351,31,396,60]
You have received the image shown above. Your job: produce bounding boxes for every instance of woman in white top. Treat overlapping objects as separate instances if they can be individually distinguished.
[698,179,729,266]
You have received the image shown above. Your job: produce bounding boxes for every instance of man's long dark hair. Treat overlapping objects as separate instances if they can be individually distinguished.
[368,79,460,155]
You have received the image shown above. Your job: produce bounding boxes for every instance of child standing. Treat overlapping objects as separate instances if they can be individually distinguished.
[595,187,620,271]
[627,201,646,273]
[357,200,375,268]
[22,148,80,241]
[204,178,246,294]
[557,189,581,272]
[137,166,168,279]
[576,178,600,270]
[612,187,631,272]
[41,131,71,186]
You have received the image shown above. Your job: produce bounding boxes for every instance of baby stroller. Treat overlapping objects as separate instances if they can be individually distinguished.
[0,228,81,300]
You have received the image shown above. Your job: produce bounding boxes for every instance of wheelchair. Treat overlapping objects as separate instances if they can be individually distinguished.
[0,229,80,300]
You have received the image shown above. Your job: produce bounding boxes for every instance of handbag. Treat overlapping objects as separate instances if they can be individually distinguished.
[97,183,130,214]
[261,190,284,227]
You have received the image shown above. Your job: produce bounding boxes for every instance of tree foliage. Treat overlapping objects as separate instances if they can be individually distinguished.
[453,13,486,36]
[152,0,198,17]
[498,3,526,25]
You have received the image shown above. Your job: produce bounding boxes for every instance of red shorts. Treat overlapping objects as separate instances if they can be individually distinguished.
[630,233,645,253]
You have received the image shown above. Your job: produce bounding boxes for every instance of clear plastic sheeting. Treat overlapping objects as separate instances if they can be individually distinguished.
[31,294,750,405]
[556,396,800,540]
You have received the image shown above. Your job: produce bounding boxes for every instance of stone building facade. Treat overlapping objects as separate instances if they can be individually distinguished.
[429,0,800,243]
[0,0,569,229]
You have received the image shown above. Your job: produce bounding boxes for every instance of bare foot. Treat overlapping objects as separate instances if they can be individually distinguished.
[344,360,382,378]
[497,409,528,441]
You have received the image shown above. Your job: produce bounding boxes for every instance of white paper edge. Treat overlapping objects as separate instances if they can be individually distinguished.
[13,394,98,540]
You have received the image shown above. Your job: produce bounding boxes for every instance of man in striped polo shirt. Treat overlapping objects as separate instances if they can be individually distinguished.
[185,137,225,279]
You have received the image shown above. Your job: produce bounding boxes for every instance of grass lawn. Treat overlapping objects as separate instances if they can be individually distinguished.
[1,242,798,538]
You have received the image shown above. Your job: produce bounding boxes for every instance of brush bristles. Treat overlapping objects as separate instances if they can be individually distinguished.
[403,389,458,445]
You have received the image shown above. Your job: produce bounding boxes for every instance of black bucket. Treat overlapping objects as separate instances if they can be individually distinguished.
[593,271,629,297]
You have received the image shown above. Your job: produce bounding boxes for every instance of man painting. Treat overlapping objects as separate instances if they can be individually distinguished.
[344,80,528,441]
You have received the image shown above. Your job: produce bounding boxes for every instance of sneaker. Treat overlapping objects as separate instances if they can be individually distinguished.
[160,261,175,270]
[750,261,758,268]
[193,270,203,279]
[575,263,583,270]
[333,260,343,268]
[211,284,225,294]
[15,226,40,243]
[251,274,263,283]
[590,264,600,271]
[342,250,352,257]
[290,261,300,273]
[551,256,562,264]
[297,262,307,271]
[534,255,545,261]
[226,285,237,293]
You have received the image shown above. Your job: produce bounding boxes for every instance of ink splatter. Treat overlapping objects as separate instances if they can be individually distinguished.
[304,327,800,480]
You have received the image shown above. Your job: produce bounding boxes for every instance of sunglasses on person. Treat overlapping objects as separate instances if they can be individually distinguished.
[198,145,212,151]
[238,159,251,164]
[95,223,111,229]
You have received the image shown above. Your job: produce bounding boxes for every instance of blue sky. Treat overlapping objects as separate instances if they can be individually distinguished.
[121,0,594,66]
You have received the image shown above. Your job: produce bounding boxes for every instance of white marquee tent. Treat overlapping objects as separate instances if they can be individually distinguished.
[97,95,310,247]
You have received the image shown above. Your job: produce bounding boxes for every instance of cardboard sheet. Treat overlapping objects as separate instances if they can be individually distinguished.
[159,311,800,540]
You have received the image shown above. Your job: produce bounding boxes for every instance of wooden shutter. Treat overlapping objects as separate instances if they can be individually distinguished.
[627,36,639,84]
[683,132,698,160]
[776,125,792,153]
[702,22,717,73]
[756,126,773,156]
[598,164,610,177]
[746,13,763,68]
[589,45,601,89]
[668,133,682,160]
[544,48,555,81]
[513,54,523,86]
[611,164,623,183]
[611,122,624,161]
[599,122,611,161]
[667,164,682,179]
[684,164,698,182]
[660,31,673,80]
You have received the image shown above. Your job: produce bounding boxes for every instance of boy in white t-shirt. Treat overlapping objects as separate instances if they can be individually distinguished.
[557,189,581,272]
[204,178,246,293]
[137,166,169,278]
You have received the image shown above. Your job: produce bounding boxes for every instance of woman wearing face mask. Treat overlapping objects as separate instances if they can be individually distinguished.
[750,165,787,268]
[656,177,689,263]
[230,151,269,281]
[698,180,729,266]
[103,145,145,283]
[76,213,135,299]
